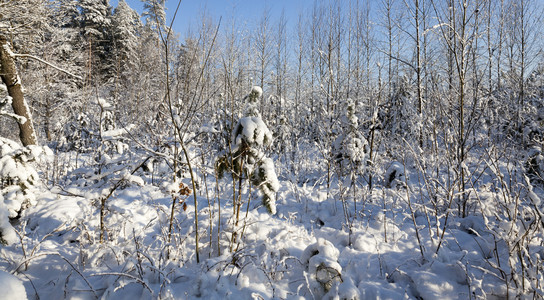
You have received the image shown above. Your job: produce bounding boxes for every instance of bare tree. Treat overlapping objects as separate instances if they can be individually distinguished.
[254,7,273,116]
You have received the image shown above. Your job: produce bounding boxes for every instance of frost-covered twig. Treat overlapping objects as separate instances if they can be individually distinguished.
[21,272,39,299]
[98,156,152,243]
[14,252,98,298]
[400,156,426,261]
[91,272,153,295]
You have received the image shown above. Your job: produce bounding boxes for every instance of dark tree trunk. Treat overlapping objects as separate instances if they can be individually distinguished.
[0,36,37,146]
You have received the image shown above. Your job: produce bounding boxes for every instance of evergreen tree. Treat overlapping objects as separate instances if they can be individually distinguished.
[333,99,368,177]
[142,0,166,34]
[217,86,280,214]
[77,0,113,81]
[54,0,81,29]
[111,0,142,80]
[0,0,50,53]
[383,76,419,147]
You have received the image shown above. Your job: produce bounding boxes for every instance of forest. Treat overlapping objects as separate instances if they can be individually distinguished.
[1,0,544,298]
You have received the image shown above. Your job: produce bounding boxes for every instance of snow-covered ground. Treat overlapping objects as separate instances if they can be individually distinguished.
[1,146,543,299]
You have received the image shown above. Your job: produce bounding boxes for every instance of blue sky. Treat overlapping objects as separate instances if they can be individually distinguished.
[110,0,310,37]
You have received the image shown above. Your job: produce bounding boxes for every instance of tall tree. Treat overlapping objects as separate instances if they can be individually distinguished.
[111,0,142,82]
[254,7,273,116]
[77,0,113,82]
[142,0,166,35]
[0,36,37,146]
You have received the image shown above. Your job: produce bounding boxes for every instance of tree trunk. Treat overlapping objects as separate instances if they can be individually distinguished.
[0,36,37,146]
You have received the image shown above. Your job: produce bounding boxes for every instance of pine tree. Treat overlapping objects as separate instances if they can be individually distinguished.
[142,0,166,34]
[0,0,50,53]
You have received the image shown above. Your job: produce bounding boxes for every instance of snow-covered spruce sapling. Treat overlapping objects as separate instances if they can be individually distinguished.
[0,193,16,245]
[332,99,368,217]
[525,145,544,186]
[216,86,280,252]
[0,137,50,244]
[217,86,280,215]
[333,99,368,176]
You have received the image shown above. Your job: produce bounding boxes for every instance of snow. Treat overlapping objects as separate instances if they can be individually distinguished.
[97,97,112,110]
[0,145,542,299]
[232,116,272,151]
[384,161,406,189]
[301,238,343,297]
[0,193,17,244]
[251,86,263,99]
[0,138,40,219]
[0,102,542,300]
[0,270,27,299]
[102,124,135,140]
[4,1,544,298]
[2,42,16,58]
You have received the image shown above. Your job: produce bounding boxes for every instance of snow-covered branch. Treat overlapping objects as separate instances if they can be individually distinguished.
[13,53,83,80]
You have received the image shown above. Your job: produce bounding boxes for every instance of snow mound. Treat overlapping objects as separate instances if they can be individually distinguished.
[384,161,406,189]
[0,270,27,300]
[301,238,343,297]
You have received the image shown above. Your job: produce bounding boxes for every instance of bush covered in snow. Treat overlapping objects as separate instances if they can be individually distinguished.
[526,145,544,186]
[384,161,406,189]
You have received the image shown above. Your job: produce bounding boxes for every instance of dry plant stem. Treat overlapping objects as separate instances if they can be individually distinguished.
[351,174,357,216]
[434,189,455,255]
[99,157,151,243]
[227,158,236,253]
[180,141,200,263]
[382,188,387,243]
[368,118,376,191]
[21,272,39,299]
[15,252,98,298]
[402,159,425,261]
[214,169,222,256]
[202,152,213,258]
[167,194,176,244]
[15,227,29,271]
[336,170,349,224]
[230,158,245,252]
[229,163,236,253]
[404,140,436,244]
[92,272,153,295]
[156,0,217,264]
[235,182,253,253]
[132,230,144,280]
[100,197,106,243]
